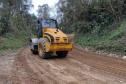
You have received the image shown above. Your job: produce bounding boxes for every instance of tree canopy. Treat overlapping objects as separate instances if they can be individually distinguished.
[0,0,35,36]
[56,0,126,34]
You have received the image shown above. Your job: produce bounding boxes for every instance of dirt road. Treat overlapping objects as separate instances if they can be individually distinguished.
[0,46,126,84]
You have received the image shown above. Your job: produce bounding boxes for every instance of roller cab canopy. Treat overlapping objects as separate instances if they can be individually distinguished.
[37,19,59,29]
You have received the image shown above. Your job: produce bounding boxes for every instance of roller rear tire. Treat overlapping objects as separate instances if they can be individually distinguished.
[56,51,68,58]
[38,38,51,59]
[38,49,50,59]
[32,50,38,55]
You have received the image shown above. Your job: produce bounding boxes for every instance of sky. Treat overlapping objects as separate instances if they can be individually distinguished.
[31,0,59,17]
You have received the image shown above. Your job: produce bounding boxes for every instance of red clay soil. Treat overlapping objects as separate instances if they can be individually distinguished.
[0,46,126,84]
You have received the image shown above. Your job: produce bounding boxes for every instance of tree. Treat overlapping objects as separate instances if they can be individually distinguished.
[37,4,50,19]
[56,0,126,34]
[0,0,35,36]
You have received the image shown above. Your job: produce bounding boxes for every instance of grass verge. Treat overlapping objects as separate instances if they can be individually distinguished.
[0,32,29,54]
[75,20,126,54]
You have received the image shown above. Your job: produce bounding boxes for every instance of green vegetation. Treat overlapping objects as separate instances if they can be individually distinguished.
[0,34,24,53]
[75,20,126,53]
[1,0,126,54]
[0,0,36,54]
[57,0,126,54]
[0,0,51,54]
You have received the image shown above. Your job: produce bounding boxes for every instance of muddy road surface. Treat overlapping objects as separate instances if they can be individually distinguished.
[0,46,126,84]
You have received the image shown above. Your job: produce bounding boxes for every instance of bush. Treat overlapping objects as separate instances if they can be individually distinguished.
[70,21,93,34]
[0,15,9,35]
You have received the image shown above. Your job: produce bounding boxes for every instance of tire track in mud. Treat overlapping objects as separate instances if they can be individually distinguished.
[71,48,126,78]
[11,48,44,84]
[48,54,125,84]
[11,47,126,84]
[23,48,105,84]
[26,53,62,84]
[27,52,81,84]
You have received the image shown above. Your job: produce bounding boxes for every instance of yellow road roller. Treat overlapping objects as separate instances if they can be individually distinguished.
[30,19,73,59]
